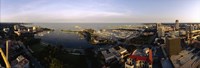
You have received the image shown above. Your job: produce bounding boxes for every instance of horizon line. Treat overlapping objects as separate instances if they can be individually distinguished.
[0,22,200,23]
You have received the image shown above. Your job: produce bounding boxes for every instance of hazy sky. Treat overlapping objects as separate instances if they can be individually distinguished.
[1,0,200,23]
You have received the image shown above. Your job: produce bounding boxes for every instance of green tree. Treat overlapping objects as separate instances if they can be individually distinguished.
[50,58,63,68]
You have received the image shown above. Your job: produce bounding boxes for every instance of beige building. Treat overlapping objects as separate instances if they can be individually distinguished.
[166,37,182,56]
[158,26,165,37]
[175,20,179,30]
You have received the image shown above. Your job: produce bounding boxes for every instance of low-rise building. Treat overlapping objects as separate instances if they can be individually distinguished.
[11,55,29,68]
[100,46,129,65]
[125,48,153,68]
[171,47,200,68]
[113,46,129,58]
[101,50,116,64]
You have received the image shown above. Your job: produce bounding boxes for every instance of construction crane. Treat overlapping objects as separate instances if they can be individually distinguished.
[0,48,11,68]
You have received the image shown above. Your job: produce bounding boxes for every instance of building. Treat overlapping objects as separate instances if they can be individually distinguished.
[170,47,200,68]
[158,26,165,37]
[192,41,200,49]
[175,20,179,30]
[156,23,162,31]
[32,26,36,31]
[101,50,116,64]
[3,28,10,33]
[113,46,129,58]
[186,24,194,44]
[11,55,29,68]
[100,46,129,65]
[166,37,182,56]
[125,48,153,68]
[13,25,20,31]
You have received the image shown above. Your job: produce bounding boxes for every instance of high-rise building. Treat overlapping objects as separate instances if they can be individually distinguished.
[158,26,165,37]
[156,23,162,31]
[13,25,21,32]
[186,24,193,44]
[166,37,182,56]
[175,20,179,30]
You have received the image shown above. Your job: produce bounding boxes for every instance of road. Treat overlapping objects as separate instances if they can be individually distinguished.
[17,41,43,68]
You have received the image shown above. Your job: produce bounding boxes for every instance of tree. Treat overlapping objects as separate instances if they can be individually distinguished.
[50,58,63,68]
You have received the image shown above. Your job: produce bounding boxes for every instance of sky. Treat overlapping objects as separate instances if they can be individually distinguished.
[1,0,200,23]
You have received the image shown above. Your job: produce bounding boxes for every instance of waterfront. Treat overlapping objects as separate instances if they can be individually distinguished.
[30,23,143,49]
[35,30,91,49]
[1,22,200,68]
[31,23,143,30]
[1,0,200,68]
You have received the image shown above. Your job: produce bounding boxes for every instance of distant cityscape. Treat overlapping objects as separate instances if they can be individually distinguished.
[0,20,200,68]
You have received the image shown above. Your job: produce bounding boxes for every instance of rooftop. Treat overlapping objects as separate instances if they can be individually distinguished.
[11,55,29,68]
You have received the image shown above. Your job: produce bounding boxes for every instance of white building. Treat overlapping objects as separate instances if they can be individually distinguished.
[11,55,29,68]
[101,46,129,63]
[13,25,20,31]
[125,58,134,68]
[158,26,165,37]
[101,50,116,63]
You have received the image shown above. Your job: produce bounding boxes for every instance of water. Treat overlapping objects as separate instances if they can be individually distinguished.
[31,23,143,30]
[30,23,142,49]
[35,30,91,49]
